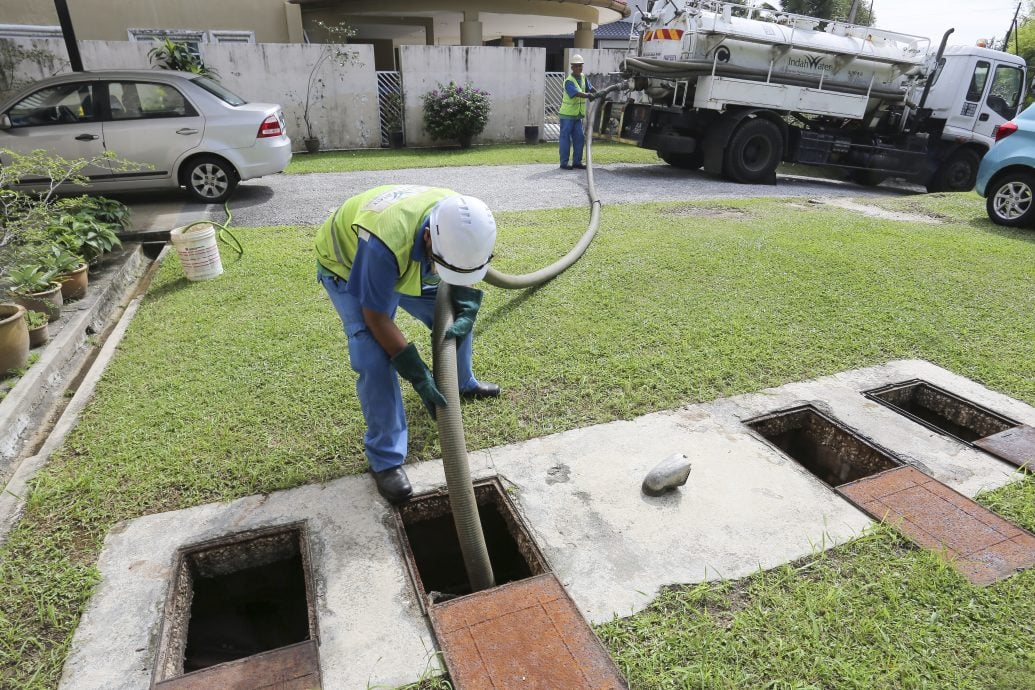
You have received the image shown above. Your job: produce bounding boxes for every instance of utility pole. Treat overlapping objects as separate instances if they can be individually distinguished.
[1002,1,1022,51]
[848,0,861,24]
[53,0,83,71]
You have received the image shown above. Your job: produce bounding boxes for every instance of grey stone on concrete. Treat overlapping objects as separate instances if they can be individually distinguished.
[61,360,1033,689]
[641,452,692,496]
[0,245,146,483]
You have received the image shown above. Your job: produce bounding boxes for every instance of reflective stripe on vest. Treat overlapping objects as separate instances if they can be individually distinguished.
[314,185,456,296]
[559,73,587,118]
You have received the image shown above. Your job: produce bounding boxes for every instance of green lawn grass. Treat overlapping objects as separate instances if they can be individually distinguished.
[1,193,1033,688]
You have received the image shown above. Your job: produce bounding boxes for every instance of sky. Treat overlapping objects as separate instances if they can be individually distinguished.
[871,0,1025,47]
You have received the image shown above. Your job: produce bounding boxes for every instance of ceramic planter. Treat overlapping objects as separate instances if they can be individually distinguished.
[58,263,89,300]
[304,137,321,153]
[0,303,30,374]
[28,321,49,348]
[14,282,63,323]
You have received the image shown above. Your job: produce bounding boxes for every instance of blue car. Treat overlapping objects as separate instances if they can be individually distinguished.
[976,104,1035,227]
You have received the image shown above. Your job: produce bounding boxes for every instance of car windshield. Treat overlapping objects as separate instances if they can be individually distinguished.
[190,76,247,106]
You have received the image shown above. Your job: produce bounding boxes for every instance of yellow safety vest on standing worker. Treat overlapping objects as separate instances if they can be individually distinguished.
[315,185,456,296]
[559,73,589,118]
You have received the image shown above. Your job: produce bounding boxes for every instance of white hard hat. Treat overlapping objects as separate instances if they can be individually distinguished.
[428,195,497,286]
[570,54,585,65]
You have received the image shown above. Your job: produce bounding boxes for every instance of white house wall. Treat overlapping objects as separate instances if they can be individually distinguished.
[6,39,380,151]
[6,39,628,151]
[399,45,545,147]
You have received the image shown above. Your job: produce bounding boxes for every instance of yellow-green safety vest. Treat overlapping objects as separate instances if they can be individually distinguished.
[315,185,457,296]
[559,73,588,118]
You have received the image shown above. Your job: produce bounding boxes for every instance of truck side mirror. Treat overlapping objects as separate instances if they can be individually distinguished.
[0,114,10,130]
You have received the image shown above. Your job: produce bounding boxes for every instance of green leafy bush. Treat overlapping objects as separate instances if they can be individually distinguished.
[25,310,47,329]
[7,264,57,294]
[421,81,491,148]
[148,38,218,79]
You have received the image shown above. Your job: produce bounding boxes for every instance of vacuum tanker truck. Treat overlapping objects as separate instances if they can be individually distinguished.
[598,0,1027,191]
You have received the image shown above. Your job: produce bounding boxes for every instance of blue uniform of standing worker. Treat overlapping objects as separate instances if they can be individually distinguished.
[558,54,596,170]
[315,185,500,504]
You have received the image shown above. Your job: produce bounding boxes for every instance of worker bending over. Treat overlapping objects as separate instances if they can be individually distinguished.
[316,185,500,504]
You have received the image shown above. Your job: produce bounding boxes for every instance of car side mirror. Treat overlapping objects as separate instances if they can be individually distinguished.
[0,114,10,130]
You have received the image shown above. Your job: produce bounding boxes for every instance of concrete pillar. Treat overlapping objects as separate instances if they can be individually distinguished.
[499,36,514,47]
[284,1,304,43]
[574,21,594,49]
[460,10,482,46]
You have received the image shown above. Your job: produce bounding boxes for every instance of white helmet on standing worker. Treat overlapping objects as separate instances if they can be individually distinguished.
[570,54,585,65]
[428,195,497,286]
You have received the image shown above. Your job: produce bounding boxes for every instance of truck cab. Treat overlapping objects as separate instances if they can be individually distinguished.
[923,46,1026,148]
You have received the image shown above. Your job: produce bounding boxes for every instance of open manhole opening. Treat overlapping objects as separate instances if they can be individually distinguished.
[746,405,900,487]
[395,478,549,610]
[153,523,318,686]
[866,379,1017,444]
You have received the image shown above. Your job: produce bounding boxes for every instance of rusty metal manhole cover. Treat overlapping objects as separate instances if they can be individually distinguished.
[974,424,1035,470]
[838,466,1035,585]
[429,573,627,689]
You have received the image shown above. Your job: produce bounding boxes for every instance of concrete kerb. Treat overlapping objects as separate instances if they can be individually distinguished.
[0,246,145,476]
[0,246,170,545]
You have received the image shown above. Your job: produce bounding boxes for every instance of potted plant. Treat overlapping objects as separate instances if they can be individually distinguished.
[49,210,122,265]
[0,303,29,374]
[25,309,48,348]
[7,264,62,322]
[421,81,491,149]
[301,21,359,154]
[42,245,88,300]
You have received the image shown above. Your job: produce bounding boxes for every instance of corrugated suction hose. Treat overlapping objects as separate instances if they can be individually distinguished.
[432,86,623,592]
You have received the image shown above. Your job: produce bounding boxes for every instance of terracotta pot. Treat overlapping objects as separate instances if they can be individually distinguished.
[0,303,30,374]
[58,263,89,301]
[14,282,62,323]
[28,322,49,348]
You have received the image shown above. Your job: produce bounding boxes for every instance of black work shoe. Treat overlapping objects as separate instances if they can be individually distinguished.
[371,466,412,505]
[559,164,572,170]
[461,382,501,400]
[573,163,587,169]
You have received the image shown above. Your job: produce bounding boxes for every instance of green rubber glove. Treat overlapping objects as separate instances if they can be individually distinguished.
[390,343,447,419]
[444,286,484,340]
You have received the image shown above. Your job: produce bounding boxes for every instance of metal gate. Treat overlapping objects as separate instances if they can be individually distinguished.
[376,70,403,148]
[544,72,565,142]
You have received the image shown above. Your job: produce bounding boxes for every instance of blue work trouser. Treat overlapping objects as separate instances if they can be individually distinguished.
[319,273,479,472]
[559,116,585,166]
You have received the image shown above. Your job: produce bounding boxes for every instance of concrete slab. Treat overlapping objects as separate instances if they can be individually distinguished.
[60,360,1033,689]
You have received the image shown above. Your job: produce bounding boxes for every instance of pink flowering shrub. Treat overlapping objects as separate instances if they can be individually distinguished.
[421,81,491,148]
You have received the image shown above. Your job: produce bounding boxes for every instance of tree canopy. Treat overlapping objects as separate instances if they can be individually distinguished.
[780,0,875,26]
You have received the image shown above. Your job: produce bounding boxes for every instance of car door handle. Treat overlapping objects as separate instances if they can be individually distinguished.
[979,113,990,122]
[176,128,199,135]
[75,133,99,141]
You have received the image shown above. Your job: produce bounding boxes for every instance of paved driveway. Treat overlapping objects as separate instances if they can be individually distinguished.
[121,162,919,232]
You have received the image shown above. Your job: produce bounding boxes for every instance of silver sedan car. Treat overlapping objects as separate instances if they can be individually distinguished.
[0,69,292,203]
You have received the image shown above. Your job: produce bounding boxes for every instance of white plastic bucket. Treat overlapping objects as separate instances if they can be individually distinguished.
[170,223,223,281]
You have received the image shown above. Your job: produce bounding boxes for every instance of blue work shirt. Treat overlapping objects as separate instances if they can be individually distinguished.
[333,218,437,315]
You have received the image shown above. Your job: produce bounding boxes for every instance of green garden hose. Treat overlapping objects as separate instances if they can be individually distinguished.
[432,86,624,593]
[179,201,244,256]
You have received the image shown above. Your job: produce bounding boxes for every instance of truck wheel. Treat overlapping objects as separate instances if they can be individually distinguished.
[926,149,981,193]
[659,149,704,170]
[985,171,1035,227]
[724,118,782,184]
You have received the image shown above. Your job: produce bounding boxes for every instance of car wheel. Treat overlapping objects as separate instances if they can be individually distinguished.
[183,156,238,204]
[926,148,981,193]
[985,171,1035,227]
[724,118,782,184]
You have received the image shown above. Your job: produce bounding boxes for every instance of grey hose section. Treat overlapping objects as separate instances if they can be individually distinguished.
[433,283,495,592]
[432,86,621,592]
[623,56,908,101]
